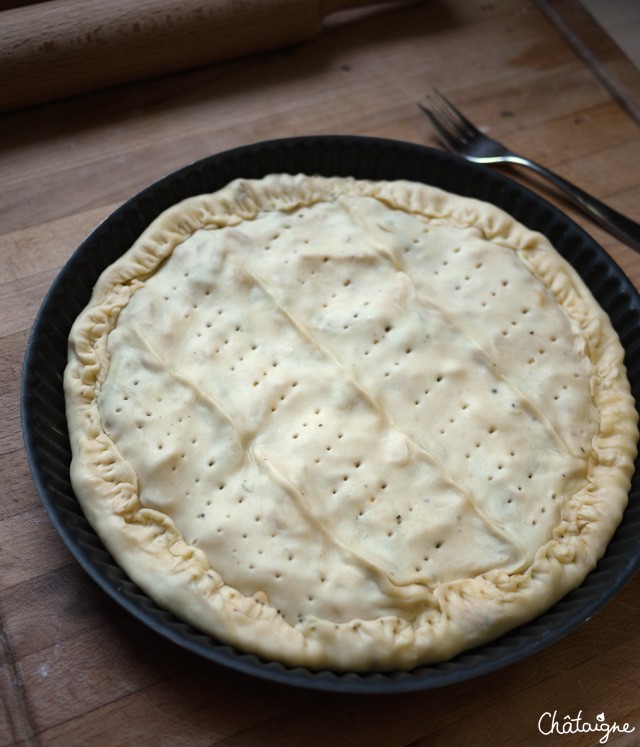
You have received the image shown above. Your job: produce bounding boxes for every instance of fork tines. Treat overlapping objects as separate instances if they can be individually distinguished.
[418,90,478,149]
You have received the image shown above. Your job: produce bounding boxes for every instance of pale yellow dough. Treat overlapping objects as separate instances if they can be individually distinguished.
[65,175,638,670]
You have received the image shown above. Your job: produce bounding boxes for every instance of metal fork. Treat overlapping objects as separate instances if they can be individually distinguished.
[418,90,640,251]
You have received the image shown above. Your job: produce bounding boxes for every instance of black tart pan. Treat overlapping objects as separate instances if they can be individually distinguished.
[21,136,640,693]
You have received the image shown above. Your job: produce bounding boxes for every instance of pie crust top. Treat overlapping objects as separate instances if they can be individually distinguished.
[64,175,638,671]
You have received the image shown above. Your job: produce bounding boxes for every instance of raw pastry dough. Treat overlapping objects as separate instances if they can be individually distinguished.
[65,175,638,670]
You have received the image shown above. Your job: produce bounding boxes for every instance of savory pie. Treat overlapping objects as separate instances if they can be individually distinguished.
[64,174,638,671]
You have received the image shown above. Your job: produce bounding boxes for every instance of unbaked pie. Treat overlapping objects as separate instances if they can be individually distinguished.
[65,175,638,670]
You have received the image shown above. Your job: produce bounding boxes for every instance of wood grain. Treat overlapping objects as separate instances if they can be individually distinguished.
[1,1,639,745]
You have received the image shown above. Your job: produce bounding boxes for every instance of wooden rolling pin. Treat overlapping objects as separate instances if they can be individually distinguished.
[0,0,412,112]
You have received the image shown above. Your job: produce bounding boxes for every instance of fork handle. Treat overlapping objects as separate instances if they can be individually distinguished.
[505,155,640,251]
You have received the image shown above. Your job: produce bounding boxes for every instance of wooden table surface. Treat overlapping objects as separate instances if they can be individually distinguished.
[2,1,640,744]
